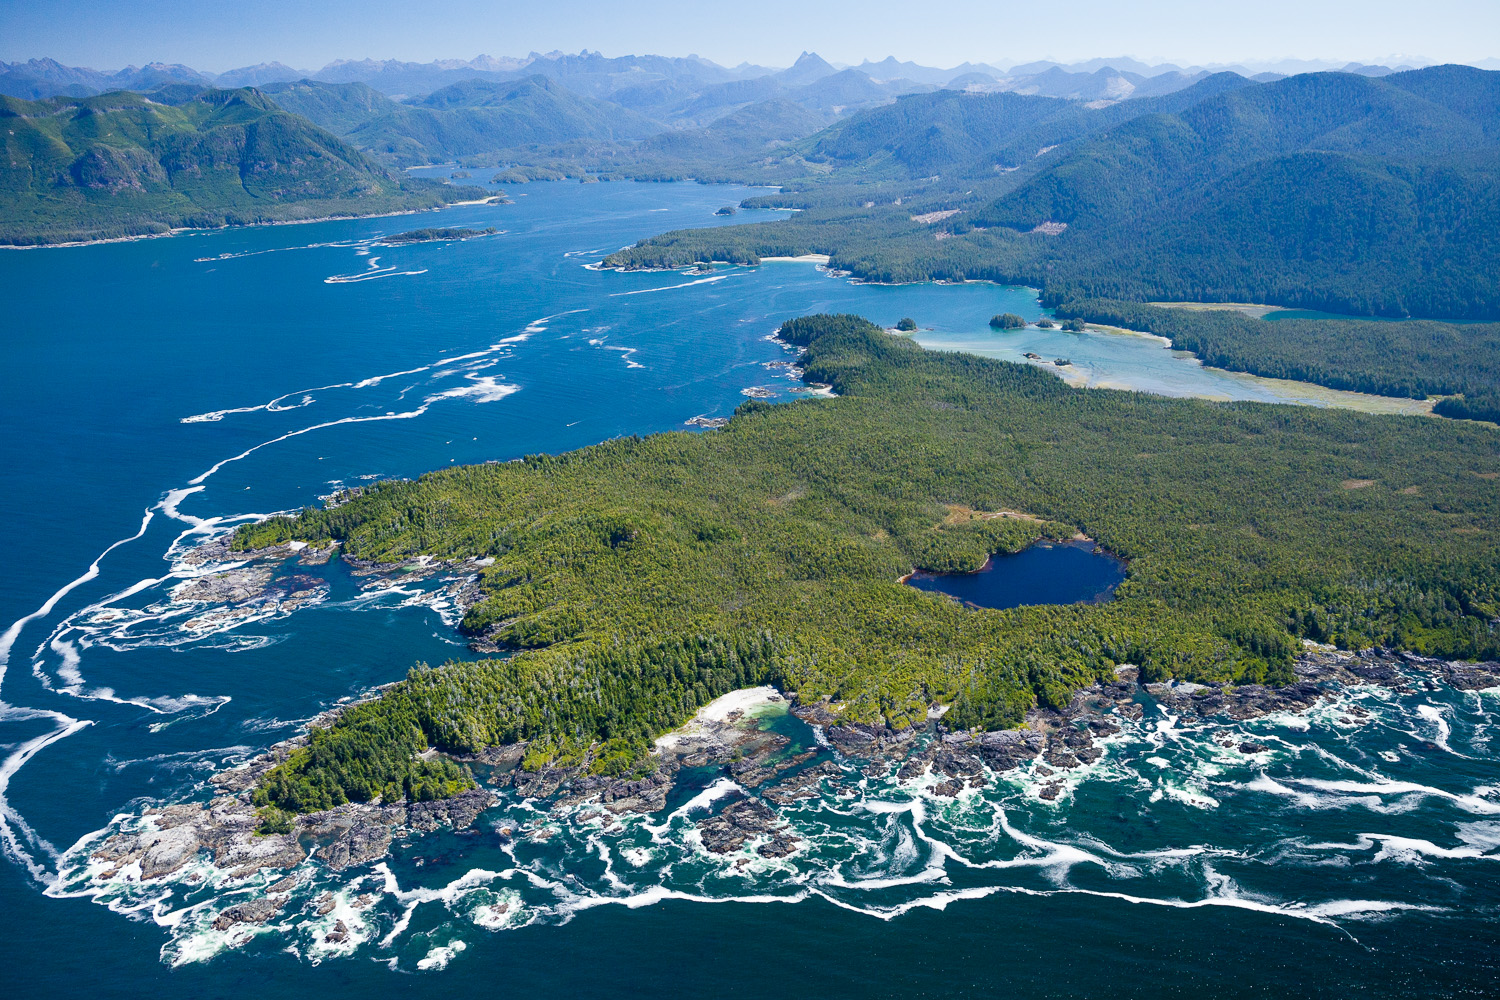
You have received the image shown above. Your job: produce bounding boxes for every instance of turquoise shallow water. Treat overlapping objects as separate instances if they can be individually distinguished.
[2,179,1498,997]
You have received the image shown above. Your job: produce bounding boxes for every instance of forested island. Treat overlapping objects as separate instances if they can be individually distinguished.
[378,226,496,243]
[232,314,1500,821]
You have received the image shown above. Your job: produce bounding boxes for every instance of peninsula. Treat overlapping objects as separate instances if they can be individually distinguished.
[229,314,1500,821]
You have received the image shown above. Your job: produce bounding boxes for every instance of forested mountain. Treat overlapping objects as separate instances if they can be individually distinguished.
[261,80,402,134]
[335,76,660,165]
[795,72,1254,180]
[984,67,1500,231]
[635,100,829,161]
[969,66,1500,315]
[611,64,1500,319]
[0,87,478,245]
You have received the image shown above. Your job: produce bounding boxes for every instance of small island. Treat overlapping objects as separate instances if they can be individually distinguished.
[379,227,497,244]
[989,313,1026,329]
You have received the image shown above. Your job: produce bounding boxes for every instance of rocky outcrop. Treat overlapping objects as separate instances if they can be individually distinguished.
[1435,659,1500,691]
[299,806,399,872]
[173,565,275,604]
[92,795,305,881]
[408,789,498,832]
[697,794,800,858]
[212,896,284,931]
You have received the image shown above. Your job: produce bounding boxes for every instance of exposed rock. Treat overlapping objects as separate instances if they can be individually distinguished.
[212,829,306,878]
[697,796,788,854]
[757,834,802,858]
[92,794,304,881]
[324,919,350,944]
[408,789,496,832]
[136,824,205,879]
[1044,748,1081,770]
[762,760,843,805]
[1441,660,1500,691]
[975,728,1044,772]
[300,806,401,872]
[173,565,274,604]
[212,896,283,931]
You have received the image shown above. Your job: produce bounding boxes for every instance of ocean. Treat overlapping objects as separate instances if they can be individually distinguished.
[1,178,1495,997]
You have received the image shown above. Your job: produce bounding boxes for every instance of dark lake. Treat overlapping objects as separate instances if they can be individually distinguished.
[905,538,1126,609]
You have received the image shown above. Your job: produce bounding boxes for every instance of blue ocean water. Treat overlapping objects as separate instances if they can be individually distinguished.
[2,180,1498,997]
[907,540,1126,609]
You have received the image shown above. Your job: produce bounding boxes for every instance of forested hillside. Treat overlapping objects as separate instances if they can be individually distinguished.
[609,66,1500,320]
[339,76,660,165]
[0,87,480,244]
[796,72,1253,179]
[260,79,403,134]
[1055,301,1500,398]
[236,315,1500,811]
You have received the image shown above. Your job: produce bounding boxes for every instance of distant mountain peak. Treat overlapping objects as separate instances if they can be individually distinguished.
[777,51,838,87]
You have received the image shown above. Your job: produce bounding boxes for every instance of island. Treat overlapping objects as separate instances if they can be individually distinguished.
[378,226,496,243]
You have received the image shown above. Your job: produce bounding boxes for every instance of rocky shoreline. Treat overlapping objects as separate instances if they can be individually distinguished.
[100,546,1500,904]
[176,533,496,643]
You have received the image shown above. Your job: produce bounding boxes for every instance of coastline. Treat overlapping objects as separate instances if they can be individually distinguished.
[759,254,831,264]
[920,322,1443,417]
[0,197,497,252]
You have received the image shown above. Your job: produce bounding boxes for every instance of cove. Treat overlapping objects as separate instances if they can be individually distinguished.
[905,539,1126,609]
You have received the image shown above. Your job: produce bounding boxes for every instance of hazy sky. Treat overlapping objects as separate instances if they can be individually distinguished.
[2,0,1495,72]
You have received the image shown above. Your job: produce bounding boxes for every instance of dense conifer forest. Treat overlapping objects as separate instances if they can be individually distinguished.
[236,315,1500,812]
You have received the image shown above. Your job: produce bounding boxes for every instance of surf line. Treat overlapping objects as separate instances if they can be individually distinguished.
[180,309,580,423]
[608,274,735,297]
[0,511,148,883]
[0,306,564,884]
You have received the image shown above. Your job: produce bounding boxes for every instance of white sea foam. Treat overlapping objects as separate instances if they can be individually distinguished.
[608,274,733,297]
[417,939,467,970]
[424,376,522,404]
[1287,777,1500,815]
[1414,703,1471,758]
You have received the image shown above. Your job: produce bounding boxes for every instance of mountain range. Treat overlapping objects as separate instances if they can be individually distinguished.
[4,47,1498,322]
[0,86,479,245]
[9,49,1473,107]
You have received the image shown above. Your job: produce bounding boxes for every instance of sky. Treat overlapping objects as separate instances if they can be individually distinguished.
[2,0,1496,73]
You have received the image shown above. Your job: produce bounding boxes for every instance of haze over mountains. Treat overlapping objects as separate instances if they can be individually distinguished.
[2,49,1483,105]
